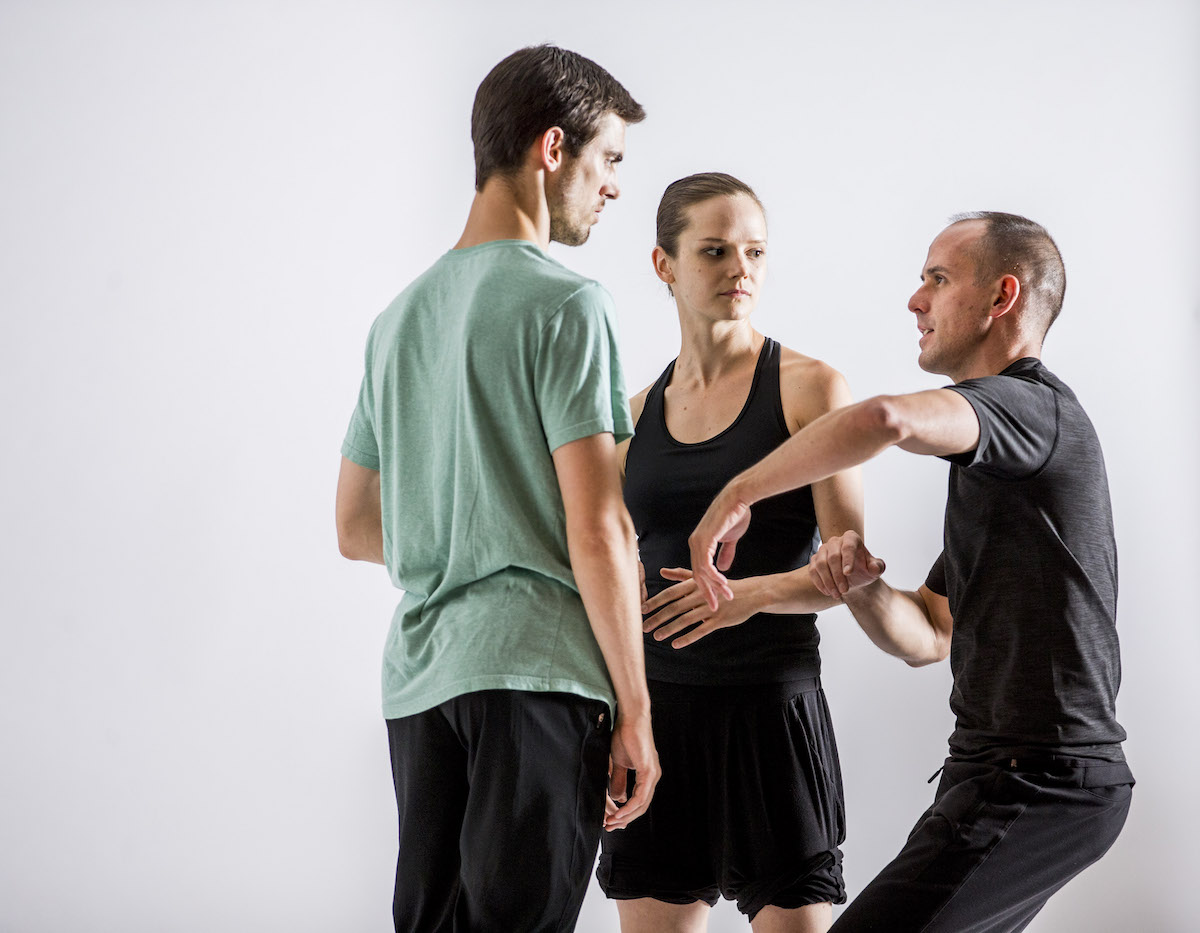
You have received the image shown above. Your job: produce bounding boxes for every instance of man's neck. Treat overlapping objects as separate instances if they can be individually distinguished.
[455,174,550,250]
[952,338,1044,383]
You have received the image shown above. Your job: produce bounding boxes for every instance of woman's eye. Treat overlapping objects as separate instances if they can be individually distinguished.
[750,249,765,259]
[704,247,724,256]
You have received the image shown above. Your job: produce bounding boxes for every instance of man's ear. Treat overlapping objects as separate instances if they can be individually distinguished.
[651,245,675,285]
[537,126,566,174]
[989,274,1021,319]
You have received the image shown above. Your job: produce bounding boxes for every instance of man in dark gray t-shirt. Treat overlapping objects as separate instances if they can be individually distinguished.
[929,357,1126,764]
[687,212,1132,932]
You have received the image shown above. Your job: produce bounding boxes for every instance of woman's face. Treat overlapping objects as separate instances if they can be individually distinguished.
[657,194,767,324]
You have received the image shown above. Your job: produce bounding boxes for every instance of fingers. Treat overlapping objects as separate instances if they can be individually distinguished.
[637,559,647,603]
[607,757,628,804]
[643,595,704,633]
[715,539,738,573]
[604,793,619,822]
[641,578,696,616]
[809,538,849,596]
[658,566,692,582]
[687,495,748,611]
[808,553,836,597]
[828,546,851,595]
[809,531,886,597]
[649,604,708,641]
[610,766,656,829]
[604,718,660,831]
[670,618,724,649]
[689,540,730,612]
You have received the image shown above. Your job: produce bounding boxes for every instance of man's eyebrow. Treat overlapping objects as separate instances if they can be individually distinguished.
[922,264,950,279]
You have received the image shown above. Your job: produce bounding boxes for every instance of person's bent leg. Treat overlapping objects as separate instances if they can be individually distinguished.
[387,709,469,933]
[752,902,832,933]
[450,689,611,933]
[616,897,710,933]
[831,760,1133,933]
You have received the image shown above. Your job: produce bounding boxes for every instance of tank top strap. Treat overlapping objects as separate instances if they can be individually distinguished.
[640,357,677,428]
[741,336,791,439]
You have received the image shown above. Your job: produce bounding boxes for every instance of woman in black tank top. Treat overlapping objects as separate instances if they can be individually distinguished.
[597,174,864,931]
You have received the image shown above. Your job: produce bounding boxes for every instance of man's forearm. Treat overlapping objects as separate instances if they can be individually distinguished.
[339,520,385,563]
[843,579,948,667]
[733,400,902,508]
[567,513,652,716]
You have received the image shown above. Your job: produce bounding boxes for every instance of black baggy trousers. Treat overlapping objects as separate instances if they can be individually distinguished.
[387,689,611,933]
[831,756,1134,933]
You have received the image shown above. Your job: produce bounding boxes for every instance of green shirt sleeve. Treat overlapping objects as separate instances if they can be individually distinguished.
[341,331,381,470]
[534,282,633,453]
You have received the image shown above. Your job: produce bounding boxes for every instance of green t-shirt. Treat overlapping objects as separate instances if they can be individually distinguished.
[342,240,633,719]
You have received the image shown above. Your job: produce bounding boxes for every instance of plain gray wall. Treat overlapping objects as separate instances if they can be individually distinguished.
[2,1,1197,930]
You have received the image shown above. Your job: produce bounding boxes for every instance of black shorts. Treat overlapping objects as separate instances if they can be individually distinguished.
[598,677,846,920]
[830,756,1134,932]
[387,689,611,933]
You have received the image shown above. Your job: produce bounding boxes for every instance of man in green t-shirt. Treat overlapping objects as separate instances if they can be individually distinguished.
[336,45,659,932]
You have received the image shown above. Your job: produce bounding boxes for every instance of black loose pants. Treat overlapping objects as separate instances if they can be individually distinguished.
[387,689,611,933]
[831,757,1133,932]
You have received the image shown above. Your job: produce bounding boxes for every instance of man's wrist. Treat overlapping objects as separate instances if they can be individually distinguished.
[614,691,652,721]
[844,576,887,607]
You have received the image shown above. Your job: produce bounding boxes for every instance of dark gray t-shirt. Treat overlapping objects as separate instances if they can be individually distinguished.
[925,358,1126,762]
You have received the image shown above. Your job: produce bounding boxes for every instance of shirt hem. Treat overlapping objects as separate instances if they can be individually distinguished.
[382,675,616,720]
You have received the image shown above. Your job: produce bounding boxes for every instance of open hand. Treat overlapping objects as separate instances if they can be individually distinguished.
[641,567,761,648]
[688,486,752,611]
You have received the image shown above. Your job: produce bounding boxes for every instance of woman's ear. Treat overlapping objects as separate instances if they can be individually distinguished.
[652,245,675,286]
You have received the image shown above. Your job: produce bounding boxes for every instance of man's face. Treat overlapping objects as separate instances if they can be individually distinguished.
[908,221,995,379]
[547,111,625,246]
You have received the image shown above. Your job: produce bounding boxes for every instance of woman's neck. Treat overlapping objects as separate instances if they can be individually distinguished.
[673,312,763,385]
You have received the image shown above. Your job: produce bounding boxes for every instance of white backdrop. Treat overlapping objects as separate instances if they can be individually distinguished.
[2,1,1197,931]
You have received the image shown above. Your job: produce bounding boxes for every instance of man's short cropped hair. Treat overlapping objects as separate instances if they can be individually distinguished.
[950,211,1067,335]
[471,44,645,190]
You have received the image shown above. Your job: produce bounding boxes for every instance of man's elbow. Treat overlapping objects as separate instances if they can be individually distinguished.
[336,518,369,561]
[904,632,951,667]
[565,506,636,555]
[854,396,912,447]
[337,527,359,560]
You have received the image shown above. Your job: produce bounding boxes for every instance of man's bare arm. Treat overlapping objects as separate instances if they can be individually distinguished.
[808,531,952,666]
[552,433,660,831]
[336,456,385,564]
[690,389,979,609]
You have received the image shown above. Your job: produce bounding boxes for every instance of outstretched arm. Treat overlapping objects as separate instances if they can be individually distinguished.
[553,432,660,831]
[689,389,979,610]
[808,531,952,666]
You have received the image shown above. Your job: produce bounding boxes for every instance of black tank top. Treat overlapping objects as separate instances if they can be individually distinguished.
[624,337,822,685]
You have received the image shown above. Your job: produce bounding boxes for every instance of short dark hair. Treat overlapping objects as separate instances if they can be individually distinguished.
[949,211,1067,333]
[656,172,765,258]
[471,45,645,190]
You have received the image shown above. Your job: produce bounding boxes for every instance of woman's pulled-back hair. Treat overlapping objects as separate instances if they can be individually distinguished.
[656,172,765,257]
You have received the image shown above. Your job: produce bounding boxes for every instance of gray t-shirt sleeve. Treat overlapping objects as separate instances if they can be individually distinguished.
[925,550,947,597]
[943,373,1059,478]
[341,331,381,470]
[534,282,633,452]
